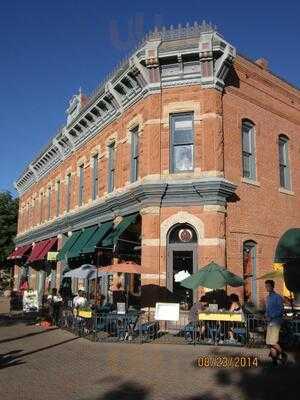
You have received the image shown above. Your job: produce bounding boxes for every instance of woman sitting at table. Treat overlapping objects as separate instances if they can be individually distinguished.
[228,294,244,343]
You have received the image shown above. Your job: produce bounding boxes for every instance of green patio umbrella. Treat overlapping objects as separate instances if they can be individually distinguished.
[256,269,283,280]
[180,261,244,290]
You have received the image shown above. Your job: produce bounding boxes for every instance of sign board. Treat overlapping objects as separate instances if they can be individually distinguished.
[23,290,39,313]
[155,302,180,321]
[117,302,126,315]
[47,251,58,261]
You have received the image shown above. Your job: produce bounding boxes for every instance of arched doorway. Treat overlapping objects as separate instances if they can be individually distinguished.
[167,224,197,309]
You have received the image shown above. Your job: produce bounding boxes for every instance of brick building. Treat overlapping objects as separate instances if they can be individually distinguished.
[10,22,300,307]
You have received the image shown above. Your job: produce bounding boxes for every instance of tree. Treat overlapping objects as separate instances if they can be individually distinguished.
[0,191,19,266]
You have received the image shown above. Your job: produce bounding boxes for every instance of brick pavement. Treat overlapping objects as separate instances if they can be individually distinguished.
[0,321,299,400]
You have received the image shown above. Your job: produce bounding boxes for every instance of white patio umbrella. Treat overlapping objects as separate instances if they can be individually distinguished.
[64,264,97,280]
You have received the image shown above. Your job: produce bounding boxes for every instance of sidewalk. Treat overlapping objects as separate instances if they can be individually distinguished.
[1,320,299,400]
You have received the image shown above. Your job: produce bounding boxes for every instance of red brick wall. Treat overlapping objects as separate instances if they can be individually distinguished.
[224,56,300,304]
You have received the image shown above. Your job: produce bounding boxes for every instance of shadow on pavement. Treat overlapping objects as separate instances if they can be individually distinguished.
[0,350,25,369]
[0,327,59,344]
[0,337,79,370]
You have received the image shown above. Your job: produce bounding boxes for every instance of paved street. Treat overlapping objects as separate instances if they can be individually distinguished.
[0,319,299,400]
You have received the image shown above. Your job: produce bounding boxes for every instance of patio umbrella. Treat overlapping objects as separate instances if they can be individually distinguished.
[180,261,244,290]
[64,264,97,279]
[90,261,142,277]
[256,269,283,280]
[90,262,141,309]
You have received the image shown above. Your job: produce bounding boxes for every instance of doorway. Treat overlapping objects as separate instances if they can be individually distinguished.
[167,224,197,309]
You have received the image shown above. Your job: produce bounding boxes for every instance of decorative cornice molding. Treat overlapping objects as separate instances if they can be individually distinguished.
[15,22,236,195]
[15,177,236,245]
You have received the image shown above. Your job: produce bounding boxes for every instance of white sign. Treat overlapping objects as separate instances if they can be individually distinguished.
[155,302,180,321]
[23,290,39,313]
[174,270,191,282]
[117,302,126,315]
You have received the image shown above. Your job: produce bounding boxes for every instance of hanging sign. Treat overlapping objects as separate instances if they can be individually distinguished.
[47,252,58,261]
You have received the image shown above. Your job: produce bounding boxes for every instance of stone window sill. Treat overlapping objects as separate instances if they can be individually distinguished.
[241,177,261,187]
[279,187,295,196]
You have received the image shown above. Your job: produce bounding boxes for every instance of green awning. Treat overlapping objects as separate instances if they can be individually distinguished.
[274,228,300,263]
[67,226,98,259]
[57,231,82,262]
[102,213,138,247]
[81,221,113,254]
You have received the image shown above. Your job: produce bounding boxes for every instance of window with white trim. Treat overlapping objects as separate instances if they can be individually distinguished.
[242,120,256,180]
[170,113,194,172]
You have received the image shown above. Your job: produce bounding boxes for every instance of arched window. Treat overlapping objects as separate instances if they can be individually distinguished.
[242,120,256,180]
[278,135,291,190]
[243,240,257,304]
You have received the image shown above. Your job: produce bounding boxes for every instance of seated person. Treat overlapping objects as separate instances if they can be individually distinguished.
[188,296,208,341]
[228,293,244,343]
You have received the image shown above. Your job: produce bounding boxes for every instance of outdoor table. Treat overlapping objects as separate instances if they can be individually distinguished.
[198,311,245,344]
[198,312,244,322]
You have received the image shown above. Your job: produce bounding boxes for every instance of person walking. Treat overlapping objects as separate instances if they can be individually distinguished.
[47,288,62,326]
[265,279,288,366]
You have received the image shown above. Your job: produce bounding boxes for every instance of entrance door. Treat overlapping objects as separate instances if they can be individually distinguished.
[167,224,198,309]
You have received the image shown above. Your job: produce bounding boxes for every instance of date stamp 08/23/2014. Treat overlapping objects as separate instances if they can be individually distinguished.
[196,356,259,368]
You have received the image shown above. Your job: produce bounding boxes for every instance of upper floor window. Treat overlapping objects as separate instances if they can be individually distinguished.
[170,113,194,173]
[78,165,84,206]
[56,180,61,216]
[66,173,72,211]
[278,135,291,190]
[40,192,44,223]
[108,142,115,193]
[242,120,256,180]
[47,187,51,220]
[130,126,139,182]
[92,154,99,201]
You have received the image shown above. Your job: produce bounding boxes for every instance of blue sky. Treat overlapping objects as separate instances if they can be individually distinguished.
[0,0,299,196]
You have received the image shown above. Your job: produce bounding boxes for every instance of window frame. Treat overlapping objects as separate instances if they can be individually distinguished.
[278,135,291,190]
[47,187,51,220]
[130,126,139,183]
[170,112,194,173]
[78,165,85,206]
[107,142,116,193]
[56,180,61,217]
[243,240,257,304]
[66,173,72,212]
[241,120,256,180]
[92,154,99,201]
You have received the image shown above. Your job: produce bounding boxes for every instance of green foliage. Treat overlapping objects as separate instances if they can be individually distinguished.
[0,191,19,265]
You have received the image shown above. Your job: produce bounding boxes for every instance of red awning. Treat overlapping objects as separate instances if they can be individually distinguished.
[7,244,32,260]
[27,238,57,263]
[37,238,57,260]
[98,262,142,274]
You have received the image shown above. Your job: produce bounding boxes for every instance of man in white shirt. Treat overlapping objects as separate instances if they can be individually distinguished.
[73,290,87,308]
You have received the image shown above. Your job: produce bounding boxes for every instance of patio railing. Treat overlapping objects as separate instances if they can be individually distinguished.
[57,308,300,348]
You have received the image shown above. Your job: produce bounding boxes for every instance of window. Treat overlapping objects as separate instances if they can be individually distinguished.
[47,187,51,220]
[40,192,44,223]
[56,180,61,217]
[243,241,257,304]
[130,126,139,182]
[108,142,115,193]
[170,113,194,172]
[66,173,72,212]
[92,154,99,200]
[78,165,84,206]
[242,120,256,180]
[278,135,291,189]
